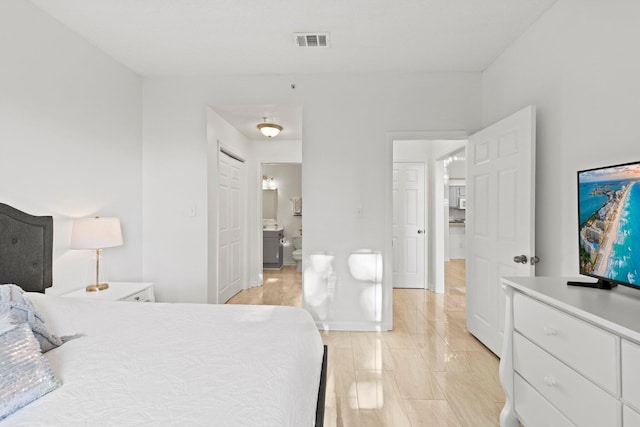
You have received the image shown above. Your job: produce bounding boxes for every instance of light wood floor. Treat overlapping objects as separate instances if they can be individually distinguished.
[228,260,504,426]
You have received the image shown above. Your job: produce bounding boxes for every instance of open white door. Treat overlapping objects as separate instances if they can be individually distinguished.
[466,106,536,355]
[393,162,426,288]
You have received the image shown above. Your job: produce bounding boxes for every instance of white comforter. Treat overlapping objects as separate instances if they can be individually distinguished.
[3,294,324,427]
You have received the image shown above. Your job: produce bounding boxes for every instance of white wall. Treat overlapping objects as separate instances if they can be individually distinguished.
[8,0,635,328]
[262,164,302,266]
[482,0,640,277]
[143,73,481,329]
[0,0,142,294]
[448,158,466,180]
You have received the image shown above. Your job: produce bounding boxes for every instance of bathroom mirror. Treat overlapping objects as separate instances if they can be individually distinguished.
[262,189,278,220]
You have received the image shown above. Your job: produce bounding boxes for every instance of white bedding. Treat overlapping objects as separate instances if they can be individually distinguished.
[2,294,324,426]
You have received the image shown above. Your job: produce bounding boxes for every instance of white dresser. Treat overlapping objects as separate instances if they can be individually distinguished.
[62,282,155,302]
[500,277,640,427]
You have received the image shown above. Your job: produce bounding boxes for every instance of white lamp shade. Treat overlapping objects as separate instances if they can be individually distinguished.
[70,217,123,249]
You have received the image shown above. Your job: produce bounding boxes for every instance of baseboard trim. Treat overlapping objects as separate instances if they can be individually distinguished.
[314,320,392,332]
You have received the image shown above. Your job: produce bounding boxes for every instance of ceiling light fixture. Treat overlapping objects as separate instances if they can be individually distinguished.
[257,117,283,138]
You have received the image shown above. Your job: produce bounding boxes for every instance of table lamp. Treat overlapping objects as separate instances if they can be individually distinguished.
[70,217,123,292]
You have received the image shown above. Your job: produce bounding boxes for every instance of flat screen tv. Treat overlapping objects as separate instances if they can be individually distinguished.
[571,160,640,290]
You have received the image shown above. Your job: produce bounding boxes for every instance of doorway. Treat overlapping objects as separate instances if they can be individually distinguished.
[444,149,467,260]
[260,163,302,272]
[439,148,467,302]
[208,103,303,293]
[390,137,467,294]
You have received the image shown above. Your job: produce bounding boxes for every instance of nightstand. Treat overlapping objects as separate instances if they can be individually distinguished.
[62,282,155,302]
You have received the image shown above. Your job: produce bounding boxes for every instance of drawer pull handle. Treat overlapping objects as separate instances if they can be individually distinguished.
[543,376,557,387]
[543,326,557,336]
[134,296,140,301]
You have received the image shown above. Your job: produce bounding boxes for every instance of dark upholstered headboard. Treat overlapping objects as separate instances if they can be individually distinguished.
[0,203,53,293]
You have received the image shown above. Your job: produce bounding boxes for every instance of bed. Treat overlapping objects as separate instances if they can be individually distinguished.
[0,203,327,426]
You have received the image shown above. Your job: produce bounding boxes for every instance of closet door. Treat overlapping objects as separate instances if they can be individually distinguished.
[218,151,244,303]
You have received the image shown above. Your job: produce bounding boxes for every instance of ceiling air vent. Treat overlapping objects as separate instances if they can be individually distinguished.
[294,33,329,48]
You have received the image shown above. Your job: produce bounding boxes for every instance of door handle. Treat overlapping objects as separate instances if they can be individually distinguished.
[417,229,425,234]
[513,255,528,264]
[530,256,540,265]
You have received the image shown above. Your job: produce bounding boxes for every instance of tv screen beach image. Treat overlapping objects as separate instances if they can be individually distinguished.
[579,162,640,286]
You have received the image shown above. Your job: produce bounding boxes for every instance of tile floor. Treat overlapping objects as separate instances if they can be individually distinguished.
[227,260,504,426]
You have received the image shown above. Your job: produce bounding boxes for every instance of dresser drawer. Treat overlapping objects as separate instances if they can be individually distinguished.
[513,292,618,393]
[121,289,151,302]
[622,340,640,412]
[514,373,573,427]
[514,332,620,427]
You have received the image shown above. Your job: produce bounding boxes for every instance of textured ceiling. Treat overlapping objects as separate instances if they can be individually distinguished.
[30,0,557,77]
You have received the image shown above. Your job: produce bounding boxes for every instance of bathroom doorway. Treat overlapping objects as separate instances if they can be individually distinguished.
[260,163,302,272]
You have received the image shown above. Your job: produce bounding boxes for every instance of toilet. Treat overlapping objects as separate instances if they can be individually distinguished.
[291,236,302,272]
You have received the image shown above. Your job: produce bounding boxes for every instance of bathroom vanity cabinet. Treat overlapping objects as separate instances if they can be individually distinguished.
[263,229,283,269]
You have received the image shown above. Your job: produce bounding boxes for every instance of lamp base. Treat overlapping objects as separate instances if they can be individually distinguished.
[85,283,109,292]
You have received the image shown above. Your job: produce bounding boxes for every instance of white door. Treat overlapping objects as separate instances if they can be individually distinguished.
[218,151,244,303]
[393,162,426,288]
[466,106,536,355]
